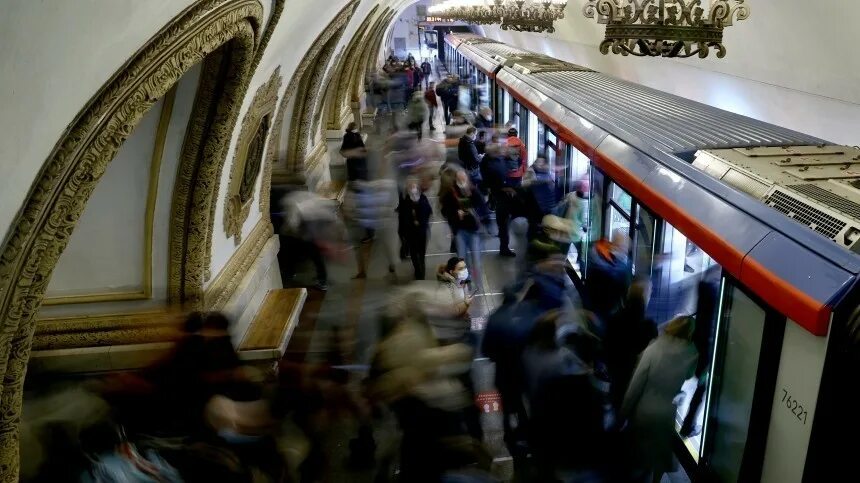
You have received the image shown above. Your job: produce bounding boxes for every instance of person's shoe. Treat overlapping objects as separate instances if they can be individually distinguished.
[352,272,367,279]
[684,264,695,273]
[679,424,701,438]
[360,235,374,244]
[315,280,328,291]
[499,249,516,258]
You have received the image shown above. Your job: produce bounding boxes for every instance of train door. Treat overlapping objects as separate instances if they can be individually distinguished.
[611,189,787,482]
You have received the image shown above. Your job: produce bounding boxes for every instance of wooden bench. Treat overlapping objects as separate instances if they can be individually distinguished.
[238,288,307,369]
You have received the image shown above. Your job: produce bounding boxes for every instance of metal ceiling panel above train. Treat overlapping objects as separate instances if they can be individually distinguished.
[457,44,499,77]
[527,70,827,154]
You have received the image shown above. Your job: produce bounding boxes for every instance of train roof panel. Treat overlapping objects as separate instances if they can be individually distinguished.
[530,70,828,154]
[493,68,860,335]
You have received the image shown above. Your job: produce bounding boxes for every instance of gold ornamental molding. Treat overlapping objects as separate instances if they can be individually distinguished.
[0,0,276,478]
[33,310,184,351]
[353,9,397,101]
[204,218,273,311]
[169,0,286,304]
[224,68,282,244]
[282,0,357,175]
[325,5,379,130]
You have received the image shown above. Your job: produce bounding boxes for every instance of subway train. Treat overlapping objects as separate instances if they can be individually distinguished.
[443,33,860,482]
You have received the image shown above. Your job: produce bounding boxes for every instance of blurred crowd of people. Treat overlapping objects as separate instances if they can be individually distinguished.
[21,56,718,483]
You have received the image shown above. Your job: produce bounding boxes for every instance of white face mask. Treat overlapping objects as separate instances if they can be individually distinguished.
[456,268,469,282]
[409,188,420,202]
[456,181,468,190]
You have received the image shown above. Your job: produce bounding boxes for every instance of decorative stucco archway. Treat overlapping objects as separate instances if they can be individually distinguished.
[323,5,381,130]
[0,0,279,478]
[282,1,358,176]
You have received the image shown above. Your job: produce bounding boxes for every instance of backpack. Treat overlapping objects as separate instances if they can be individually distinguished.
[505,145,521,172]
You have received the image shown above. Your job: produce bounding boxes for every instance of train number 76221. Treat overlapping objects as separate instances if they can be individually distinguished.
[781,388,808,425]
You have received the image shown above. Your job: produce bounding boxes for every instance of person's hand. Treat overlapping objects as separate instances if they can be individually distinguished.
[457,210,465,219]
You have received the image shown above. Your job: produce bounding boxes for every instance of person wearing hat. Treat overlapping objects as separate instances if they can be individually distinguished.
[528,214,574,265]
[621,315,698,483]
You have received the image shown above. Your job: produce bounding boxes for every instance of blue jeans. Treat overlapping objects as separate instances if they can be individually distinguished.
[456,230,483,293]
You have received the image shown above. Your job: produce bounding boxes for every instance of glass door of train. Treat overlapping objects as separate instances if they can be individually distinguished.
[585,168,792,481]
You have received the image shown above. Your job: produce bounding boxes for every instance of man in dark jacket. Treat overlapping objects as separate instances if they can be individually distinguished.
[397,180,432,280]
[482,143,518,257]
[420,59,432,88]
[458,127,483,185]
[340,122,367,181]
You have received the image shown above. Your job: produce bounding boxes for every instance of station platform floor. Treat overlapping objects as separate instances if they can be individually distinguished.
[280,97,692,481]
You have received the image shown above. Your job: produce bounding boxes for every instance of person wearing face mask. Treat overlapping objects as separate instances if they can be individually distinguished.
[397,178,433,280]
[431,257,484,442]
[440,171,488,293]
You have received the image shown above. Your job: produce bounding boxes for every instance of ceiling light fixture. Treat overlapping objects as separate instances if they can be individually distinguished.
[428,0,568,34]
[582,0,750,58]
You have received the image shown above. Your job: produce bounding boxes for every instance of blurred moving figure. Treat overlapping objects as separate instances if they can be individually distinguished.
[397,178,433,280]
[554,192,587,269]
[586,229,632,330]
[522,311,607,482]
[605,280,658,411]
[622,315,698,483]
[425,82,439,131]
[369,289,484,483]
[281,190,344,291]
[482,142,519,257]
[341,122,368,182]
[407,90,428,141]
[342,179,399,280]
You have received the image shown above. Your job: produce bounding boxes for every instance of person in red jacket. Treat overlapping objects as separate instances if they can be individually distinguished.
[505,127,528,186]
[424,82,439,131]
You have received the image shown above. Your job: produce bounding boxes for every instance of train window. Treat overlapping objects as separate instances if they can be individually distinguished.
[610,183,633,214]
[537,121,546,157]
[589,169,607,247]
[647,222,719,324]
[527,112,538,164]
[705,283,767,480]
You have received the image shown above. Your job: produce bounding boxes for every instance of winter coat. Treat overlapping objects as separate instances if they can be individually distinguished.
[397,194,432,238]
[555,193,587,244]
[426,268,472,345]
[522,345,605,467]
[505,136,528,179]
[424,89,439,107]
[421,61,432,75]
[585,241,631,322]
[342,180,398,232]
[622,335,697,474]
[408,95,428,125]
[440,186,487,232]
[482,299,542,396]
[370,317,472,411]
[340,131,365,157]
[523,168,557,222]
[457,136,481,171]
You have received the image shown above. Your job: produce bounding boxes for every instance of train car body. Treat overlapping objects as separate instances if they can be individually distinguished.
[445,33,860,482]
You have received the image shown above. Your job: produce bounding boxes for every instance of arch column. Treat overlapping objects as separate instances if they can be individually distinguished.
[0,1,269,478]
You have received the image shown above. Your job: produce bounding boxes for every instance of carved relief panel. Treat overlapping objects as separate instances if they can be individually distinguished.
[224,67,282,244]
